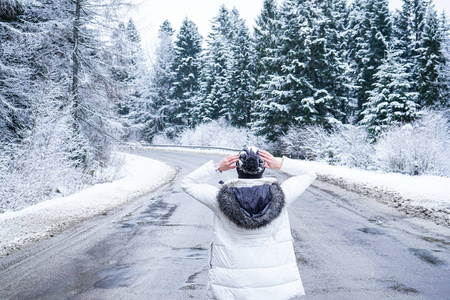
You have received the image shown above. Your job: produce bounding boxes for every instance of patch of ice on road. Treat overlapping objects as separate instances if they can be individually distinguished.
[0,153,176,257]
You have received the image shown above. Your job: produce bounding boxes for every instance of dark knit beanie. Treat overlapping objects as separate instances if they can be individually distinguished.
[236,146,265,179]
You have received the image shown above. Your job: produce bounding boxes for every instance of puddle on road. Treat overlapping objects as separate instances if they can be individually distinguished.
[357,227,387,235]
[421,236,450,247]
[408,248,447,268]
[179,270,206,291]
[388,283,419,294]
[94,265,136,289]
[169,247,208,260]
[117,197,178,229]
[179,284,204,291]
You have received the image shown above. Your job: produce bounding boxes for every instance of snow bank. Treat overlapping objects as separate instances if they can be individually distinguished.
[142,145,237,157]
[302,161,450,226]
[0,153,176,257]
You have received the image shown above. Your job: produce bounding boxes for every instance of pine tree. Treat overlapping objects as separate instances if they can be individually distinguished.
[346,0,392,120]
[110,18,155,141]
[254,0,349,141]
[110,22,131,115]
[198,5,233,123]
[70,0,130,165]
[253,0,281,82]
[228,8,255,127]
[361,47,418,138]
[345,0,369,118]
[417,6,445,107]
[0,0,30,143]
[252,0,316,141]
[198,5,255,126]
[438,12,450,107]
[169,17,203,131]
[252,0,282,137]
[362,0,392,116]
[152,20,176,137]
[331,0,355,122]
[0,0,23,20]
[392,0,427,97]
[306,0,349,124]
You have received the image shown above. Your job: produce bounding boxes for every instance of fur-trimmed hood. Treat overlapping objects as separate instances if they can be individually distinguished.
[217,182,285,229]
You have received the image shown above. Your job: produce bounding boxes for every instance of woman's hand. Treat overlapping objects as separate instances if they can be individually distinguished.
[259,150,283,170]
[218,155,239,172]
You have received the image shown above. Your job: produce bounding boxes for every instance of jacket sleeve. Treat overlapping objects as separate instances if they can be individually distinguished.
[181,160,220,213]
[279,157,317,207]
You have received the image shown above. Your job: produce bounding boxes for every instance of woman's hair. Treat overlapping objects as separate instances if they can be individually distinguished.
[236,146,265,179]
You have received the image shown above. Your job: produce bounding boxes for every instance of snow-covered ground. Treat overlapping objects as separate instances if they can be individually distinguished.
[306,160,450,226]
[0,153,176,257]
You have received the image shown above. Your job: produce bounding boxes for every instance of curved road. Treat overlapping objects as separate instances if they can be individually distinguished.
[0,150,449,299]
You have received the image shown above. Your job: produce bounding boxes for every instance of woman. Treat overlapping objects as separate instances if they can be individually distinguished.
[181,146,316,300]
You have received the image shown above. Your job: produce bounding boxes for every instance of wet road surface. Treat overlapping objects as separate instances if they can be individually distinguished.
[0,150,449,299]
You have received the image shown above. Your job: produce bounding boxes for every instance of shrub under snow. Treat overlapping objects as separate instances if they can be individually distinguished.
[280,109,450,177]
[375,109,450,176]
[328,124,376,169]
[281,124,375,169]
[280,125,331,160]
[175,119,270,150]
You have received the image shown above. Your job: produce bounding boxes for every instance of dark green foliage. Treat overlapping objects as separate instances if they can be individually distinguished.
[170,17,203,129]
[0,0,23,20]
[360,48,419,139]
[417,8,445,107]
[196,5,255,127]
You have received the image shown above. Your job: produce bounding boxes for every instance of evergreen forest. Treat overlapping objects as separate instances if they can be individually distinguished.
[1,0,449,210]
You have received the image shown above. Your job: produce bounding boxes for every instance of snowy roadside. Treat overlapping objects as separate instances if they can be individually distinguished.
[300,161,450,227]
[142,145,450,227]
[0,153,176,257]
[124,143,238,157]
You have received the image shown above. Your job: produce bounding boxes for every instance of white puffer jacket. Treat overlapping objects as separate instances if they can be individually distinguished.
[181,157,316,300]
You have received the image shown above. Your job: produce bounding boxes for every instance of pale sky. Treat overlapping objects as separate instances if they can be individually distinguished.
[129,0,450,60]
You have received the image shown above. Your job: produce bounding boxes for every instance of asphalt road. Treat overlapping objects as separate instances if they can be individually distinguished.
[0,150,449,300]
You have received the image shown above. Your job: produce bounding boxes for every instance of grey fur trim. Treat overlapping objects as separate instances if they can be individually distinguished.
[217,183,285,229]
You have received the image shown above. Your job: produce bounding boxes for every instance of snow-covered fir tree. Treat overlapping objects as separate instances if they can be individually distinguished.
[417,5,446,107]
[152,20,176,137]
[0,0,23,20]
[254,0,349,141]
[345,0,369,117]
[198,5,233,123]
[253,0,316,141]
[169,17,203,131]
[110,18,155,141]
[304,0,349,125]
[252,0,282,138]
[361,47,419,138]
[228,8,255,127]
[438,12,450,107]
[0,0,31,144]
[253,0,281,85]
[110,21,132,115]
[347,0,392,120]
[320,0,353,123]
[197,5,254,126]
